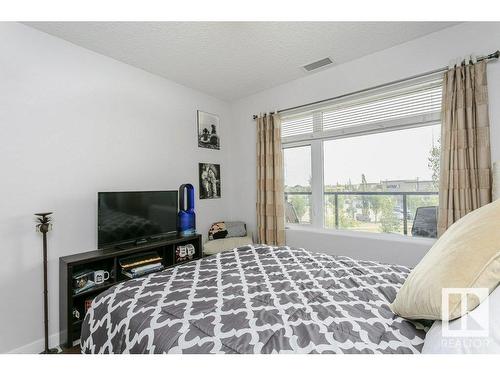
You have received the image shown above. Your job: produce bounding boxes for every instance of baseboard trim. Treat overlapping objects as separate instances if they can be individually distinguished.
[6,332,60,354]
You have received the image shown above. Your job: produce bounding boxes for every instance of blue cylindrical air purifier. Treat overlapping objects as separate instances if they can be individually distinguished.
[178,184,196,236]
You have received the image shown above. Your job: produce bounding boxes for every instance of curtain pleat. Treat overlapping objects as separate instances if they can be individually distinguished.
[437,60,492,236]
[256,114,285,245]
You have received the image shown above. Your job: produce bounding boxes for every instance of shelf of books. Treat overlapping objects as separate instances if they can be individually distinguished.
[118,249,169,281]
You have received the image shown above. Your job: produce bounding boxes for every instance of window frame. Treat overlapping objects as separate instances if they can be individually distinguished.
[281,76,443,237]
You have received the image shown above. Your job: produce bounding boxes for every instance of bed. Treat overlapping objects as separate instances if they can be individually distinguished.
[81,245,429,353]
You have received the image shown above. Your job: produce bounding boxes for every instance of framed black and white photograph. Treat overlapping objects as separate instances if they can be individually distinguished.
[197,110,220,150]
[199,163,221,199]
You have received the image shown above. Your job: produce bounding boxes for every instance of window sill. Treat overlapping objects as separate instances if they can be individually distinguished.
[285,225,437,246]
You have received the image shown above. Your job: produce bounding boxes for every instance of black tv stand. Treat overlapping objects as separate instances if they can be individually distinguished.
[59,233,202,348]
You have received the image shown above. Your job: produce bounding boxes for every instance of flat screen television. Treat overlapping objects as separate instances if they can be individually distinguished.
[98,190,178,248]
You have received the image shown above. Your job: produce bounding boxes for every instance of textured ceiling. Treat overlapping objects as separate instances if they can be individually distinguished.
[24,22,459,101]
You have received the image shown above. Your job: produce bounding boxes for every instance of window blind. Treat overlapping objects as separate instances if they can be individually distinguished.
[281,78,442,144]
[280,114,314,138]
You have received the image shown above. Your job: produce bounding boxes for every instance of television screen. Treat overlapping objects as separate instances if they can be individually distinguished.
[98,191,178,248]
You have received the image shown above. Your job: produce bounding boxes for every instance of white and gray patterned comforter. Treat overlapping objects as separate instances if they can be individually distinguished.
[81,245,429,354]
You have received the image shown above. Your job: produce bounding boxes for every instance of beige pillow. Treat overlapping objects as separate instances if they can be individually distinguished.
[391,199,500,321]
[203,236,254,255]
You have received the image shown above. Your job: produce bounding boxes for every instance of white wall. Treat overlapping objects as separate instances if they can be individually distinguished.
[286,228,435,267]
[0,23,234,353]
[229,22,500,264]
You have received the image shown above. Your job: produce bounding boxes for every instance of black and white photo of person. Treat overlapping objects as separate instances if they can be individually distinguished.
[199,163,221,199]
[197,110,220,150]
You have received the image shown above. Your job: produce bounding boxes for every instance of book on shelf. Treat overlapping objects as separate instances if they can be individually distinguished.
[121,262,164,279]
[73,280,96,295]
[119,251,163,270]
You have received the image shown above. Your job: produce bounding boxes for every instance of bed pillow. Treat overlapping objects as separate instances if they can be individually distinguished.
[204,235,254,255]
[422,286,500,354]
[391,199,500,321]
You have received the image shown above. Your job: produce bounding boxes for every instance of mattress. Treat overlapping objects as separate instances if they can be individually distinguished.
[81,245,429,353]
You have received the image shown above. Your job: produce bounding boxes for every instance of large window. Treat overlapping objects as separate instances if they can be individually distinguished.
[282,76,442,238]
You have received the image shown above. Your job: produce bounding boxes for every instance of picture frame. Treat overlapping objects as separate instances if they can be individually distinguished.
[198,163,221,199]
[197,110,220,150]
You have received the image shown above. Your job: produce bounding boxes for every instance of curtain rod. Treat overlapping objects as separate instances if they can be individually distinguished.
[252,50,500,120]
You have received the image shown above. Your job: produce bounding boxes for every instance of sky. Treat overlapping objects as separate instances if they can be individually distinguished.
[284,124,440,187]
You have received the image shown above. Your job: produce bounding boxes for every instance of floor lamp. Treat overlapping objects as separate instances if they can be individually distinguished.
[35,212,58,354]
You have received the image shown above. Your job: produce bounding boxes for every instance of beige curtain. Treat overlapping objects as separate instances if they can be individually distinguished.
[256,113,285,245]
[438,60,492,236]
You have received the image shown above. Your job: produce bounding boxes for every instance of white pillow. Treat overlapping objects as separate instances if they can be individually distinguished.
[422,286,500,354]
[203,236,253,255]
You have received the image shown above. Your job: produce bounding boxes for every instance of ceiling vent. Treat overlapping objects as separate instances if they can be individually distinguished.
[302,57,334,72]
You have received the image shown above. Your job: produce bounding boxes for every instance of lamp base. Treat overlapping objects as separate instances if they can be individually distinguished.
[40,348,59,354]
